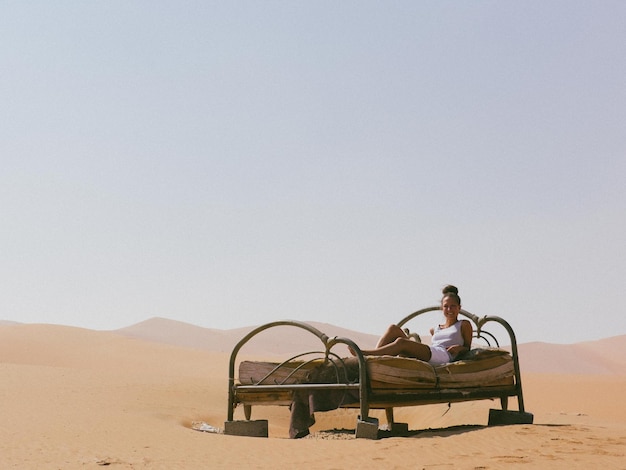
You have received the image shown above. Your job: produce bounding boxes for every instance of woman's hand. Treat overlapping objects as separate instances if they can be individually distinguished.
[446,345,467,358]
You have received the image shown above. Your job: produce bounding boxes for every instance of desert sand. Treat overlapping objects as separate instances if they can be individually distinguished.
[1,319,624,469]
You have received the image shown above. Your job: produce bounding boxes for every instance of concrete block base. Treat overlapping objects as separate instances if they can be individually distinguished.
[390,422,409,436]
[355,417,379,439]
[224,420,269,438]
[488,409,534,426]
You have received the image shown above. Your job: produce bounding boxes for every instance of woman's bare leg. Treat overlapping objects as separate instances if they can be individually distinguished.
[376,324,408,348]
[361,337,432,361]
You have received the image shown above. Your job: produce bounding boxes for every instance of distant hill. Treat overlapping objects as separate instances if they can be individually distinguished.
[518,335,626,375]
[113,317,625,375]
[113,317,382,356]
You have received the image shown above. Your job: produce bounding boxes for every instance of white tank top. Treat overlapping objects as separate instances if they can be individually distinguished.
[431,321,465,351]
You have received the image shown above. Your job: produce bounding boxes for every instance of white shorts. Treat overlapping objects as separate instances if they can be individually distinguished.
[428,346,452,365]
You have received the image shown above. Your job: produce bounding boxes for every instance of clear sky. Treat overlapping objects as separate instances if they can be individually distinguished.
[2,1,624,344]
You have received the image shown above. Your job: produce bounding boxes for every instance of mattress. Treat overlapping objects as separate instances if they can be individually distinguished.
[237,349,514,390]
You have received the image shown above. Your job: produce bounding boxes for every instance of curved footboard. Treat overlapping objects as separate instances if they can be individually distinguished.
[226,320,371,424]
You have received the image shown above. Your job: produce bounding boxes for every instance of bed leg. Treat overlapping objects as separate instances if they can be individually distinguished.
[385,407,394,426]
[244,404,252,420]
[383,407,409,436]
[500,397,508,411]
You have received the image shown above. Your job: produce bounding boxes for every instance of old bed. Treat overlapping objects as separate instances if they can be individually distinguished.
[224,306,533,439]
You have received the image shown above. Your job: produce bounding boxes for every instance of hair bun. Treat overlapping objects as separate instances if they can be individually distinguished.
[442,285,459,295]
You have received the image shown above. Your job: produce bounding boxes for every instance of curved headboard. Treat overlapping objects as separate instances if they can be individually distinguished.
[397,306,516,348]
[396,305,525,411]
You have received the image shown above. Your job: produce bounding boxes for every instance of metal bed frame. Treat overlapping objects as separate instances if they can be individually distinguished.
[225,306,533,438]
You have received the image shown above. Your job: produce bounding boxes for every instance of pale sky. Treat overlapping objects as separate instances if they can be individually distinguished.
[2,1,625,344]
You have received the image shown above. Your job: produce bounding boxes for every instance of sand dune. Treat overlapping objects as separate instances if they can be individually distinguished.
[1,320,624,469]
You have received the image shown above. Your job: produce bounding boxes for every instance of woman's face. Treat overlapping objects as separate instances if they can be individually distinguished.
[441,296,461,319]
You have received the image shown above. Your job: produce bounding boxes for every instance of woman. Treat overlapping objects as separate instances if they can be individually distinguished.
[356,285,472,365]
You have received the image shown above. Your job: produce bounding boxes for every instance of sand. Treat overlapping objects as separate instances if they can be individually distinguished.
[1,321,624,469]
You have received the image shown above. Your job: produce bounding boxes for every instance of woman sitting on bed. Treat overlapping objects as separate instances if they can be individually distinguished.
[355,285,472,365]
